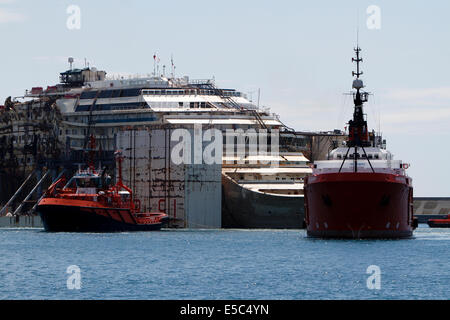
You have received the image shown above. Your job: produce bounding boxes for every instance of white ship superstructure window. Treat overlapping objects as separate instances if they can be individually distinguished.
[142,88,244,97]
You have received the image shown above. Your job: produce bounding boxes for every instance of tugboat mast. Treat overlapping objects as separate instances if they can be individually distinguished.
[349,46,370,148]
[339,46,374,173]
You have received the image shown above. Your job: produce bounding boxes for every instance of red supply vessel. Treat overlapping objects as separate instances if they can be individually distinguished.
[304,47,418,239]
[37,139,168,232]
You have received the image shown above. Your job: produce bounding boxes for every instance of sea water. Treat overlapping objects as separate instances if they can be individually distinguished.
[0,225,448,300]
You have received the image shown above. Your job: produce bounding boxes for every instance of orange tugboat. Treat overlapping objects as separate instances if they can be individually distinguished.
[37,146,168,232]
[304,46,418,239]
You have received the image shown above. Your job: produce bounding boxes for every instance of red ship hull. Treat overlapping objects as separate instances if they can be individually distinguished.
[37,198,168,232]
[304,172,415,239]
[427,215,450,228]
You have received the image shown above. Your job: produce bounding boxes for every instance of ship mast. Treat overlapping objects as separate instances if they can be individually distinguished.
[338,46,375,173]
[348,46,370,149]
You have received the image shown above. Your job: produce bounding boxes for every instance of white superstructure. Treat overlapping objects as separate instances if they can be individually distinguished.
[313,146,408,175]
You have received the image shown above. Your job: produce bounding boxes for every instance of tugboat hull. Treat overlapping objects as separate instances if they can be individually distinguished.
[37,200,168,232]
[427,216,450,228]
[427,221,450,228]
[305,173,415,239]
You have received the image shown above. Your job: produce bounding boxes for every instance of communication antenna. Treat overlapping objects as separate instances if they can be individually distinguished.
[356,6,361,48]
[357,8,360,47]
[257,88,261,108]
[68,57,74,70]
[171,54,175,78]
[352,47,363,79]
[156,57,161,76]
[153,53,157,77]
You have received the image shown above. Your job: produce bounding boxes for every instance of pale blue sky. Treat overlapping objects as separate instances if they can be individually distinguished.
[1,0,449,196]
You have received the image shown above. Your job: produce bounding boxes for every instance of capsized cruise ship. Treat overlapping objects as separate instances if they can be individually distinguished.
[0,59,344,228]
[0,59,319,228]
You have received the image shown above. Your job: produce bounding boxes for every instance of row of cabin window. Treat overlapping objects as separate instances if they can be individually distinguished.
[75,102,145,112]
[75,101,228,111]
[80,88,242,99]
[142,89,241,97]
[140,102,210,108]
[238,176,304,181]
[80,88,142,99]
[81,88,236,99]
[189,102,209,108]
[336,153,380,160]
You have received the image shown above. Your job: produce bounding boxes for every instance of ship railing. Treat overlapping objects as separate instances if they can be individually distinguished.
[313,167,405,175]
[315,160,403,169]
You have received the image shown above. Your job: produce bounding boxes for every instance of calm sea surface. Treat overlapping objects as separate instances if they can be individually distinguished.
[0,225,448,300]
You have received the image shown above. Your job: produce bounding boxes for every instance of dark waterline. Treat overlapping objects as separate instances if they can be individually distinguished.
[0,225,448,300]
